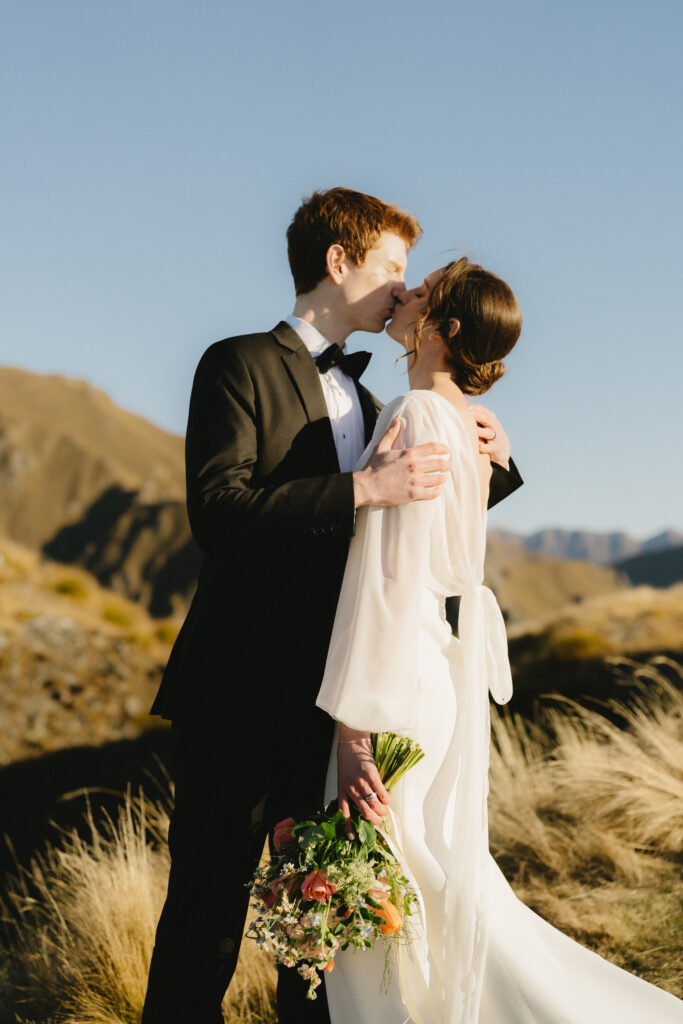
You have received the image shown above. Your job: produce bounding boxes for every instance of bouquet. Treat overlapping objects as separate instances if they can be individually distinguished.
[246,732,424,998]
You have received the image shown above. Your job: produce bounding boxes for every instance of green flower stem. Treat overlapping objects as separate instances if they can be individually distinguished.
[371,732,424,792]
[320,899,331,961]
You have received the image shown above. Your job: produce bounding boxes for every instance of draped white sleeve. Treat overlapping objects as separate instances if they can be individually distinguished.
[316,390,512,735]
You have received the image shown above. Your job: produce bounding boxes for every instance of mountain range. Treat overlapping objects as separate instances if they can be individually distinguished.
[489,527,683,565]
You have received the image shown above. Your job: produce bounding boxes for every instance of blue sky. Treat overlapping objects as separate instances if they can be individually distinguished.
[2,0,681,536]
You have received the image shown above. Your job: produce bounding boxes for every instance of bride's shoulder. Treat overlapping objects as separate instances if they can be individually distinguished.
[381,390,438,416]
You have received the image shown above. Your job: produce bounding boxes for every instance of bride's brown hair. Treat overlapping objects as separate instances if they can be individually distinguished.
[412,257,522,395]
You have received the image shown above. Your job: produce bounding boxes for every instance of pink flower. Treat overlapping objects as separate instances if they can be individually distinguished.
[301,869,337,902]
[273,817,296,850]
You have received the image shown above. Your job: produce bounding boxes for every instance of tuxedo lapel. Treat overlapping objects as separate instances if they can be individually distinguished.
[270,321,340,472]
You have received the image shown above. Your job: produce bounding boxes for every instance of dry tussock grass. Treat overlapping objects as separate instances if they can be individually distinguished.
[489,656,683,994]
[1,659,681,1021]
[0,792,275,1024]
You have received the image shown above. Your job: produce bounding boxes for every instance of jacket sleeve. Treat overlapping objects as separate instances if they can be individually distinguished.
[487,457,523,509]
[185,342,356,553]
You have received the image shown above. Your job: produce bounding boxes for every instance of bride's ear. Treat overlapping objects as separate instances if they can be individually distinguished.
[447,318,461,339]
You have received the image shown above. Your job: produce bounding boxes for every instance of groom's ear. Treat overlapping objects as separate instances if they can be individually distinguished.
[326,244,346,285]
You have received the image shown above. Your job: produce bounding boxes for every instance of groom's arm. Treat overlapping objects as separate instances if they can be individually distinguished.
[185,341,449,553]
[488,458,523,509]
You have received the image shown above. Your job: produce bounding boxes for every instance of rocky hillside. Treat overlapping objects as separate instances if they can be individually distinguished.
[484,535,624,627]
[0,366,185,550]
[45,488,201,617]
[0,537,178,768]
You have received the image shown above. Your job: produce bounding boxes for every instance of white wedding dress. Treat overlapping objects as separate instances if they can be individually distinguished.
[316,390,682,1024]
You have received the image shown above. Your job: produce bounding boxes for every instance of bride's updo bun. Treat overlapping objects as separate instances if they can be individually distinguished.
[415,257,522,395]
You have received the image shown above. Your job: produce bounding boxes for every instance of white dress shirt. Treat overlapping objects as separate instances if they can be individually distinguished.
[284,315,366,473]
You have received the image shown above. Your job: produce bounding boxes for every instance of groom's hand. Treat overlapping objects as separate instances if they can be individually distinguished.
[353,418,450,508]
[469,403,511,470]
[337,726,390,839]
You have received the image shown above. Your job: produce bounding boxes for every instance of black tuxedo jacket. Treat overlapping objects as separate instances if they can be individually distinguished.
[150,322,523,792]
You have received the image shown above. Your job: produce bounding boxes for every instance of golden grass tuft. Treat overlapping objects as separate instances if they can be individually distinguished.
[154,620,180,646]
[100,604,134,629]
[489,657,683,994]
[52,576,90,600]
[0,793,276,1024]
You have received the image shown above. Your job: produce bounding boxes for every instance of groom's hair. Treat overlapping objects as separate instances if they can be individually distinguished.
[287,187,421,295]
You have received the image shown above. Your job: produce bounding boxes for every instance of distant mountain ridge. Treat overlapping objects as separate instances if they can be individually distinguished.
[489,527,683,566]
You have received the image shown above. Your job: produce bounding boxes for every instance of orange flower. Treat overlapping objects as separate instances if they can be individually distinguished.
[301,869,337,902]
[375,898,402,935]
[273,817,296,850]
[323,960,335,973]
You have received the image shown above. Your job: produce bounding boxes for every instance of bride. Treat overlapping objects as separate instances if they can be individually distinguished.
[315,258,682,1023]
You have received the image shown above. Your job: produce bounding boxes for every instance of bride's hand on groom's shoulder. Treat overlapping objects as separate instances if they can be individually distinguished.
[469,404,511,470]
[336,727,390,840]
[353,418,451,510]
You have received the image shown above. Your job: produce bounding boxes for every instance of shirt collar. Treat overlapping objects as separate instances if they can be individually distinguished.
[284,314,336,356]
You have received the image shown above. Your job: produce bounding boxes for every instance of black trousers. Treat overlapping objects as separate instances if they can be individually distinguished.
[141,715,331,1024]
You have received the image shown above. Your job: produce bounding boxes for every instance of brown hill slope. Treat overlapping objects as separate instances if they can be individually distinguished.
[614,545,683,588]
[0,537,179,768]
[45,488,201,617]
[0,366,184,550]
[484,535,625,628]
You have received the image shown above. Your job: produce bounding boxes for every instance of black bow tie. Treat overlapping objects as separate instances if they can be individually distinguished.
[315,343,372,381]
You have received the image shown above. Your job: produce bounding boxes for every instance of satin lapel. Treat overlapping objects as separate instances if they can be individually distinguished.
[356,383,383,446]
[270,321,340,472]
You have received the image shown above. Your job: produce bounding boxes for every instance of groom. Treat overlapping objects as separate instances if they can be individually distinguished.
[142,187,522,1024]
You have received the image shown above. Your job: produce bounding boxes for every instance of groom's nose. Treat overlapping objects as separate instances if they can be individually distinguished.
[391,281,407,299]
